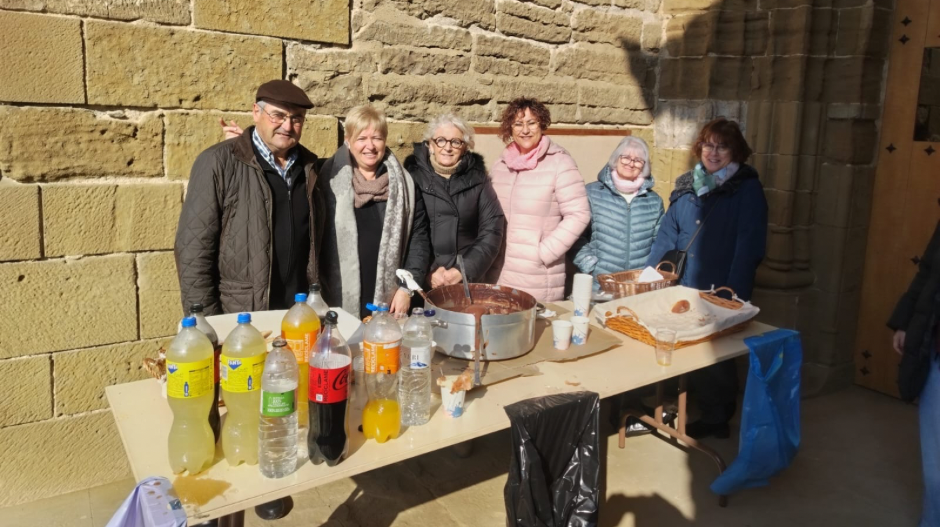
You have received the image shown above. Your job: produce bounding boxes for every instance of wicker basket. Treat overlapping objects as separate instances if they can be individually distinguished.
[603,287,755,348]
[597,261,679,298]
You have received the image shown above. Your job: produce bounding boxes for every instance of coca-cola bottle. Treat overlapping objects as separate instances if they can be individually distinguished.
[307,310,351,466]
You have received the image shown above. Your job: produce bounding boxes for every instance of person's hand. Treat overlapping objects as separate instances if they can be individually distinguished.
[442,268,463,286]
[219,118,244,140]
[430,267,448,289]
[892,330,906,356]
[389,288,412,315]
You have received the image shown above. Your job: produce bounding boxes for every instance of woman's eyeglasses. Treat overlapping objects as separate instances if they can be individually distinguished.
[700,142,730,154]
[618,155,646,168]
[431,137,466,149]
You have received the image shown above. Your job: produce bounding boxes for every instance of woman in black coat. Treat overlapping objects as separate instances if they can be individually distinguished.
[405,113,505,289]
[889,221,940,526]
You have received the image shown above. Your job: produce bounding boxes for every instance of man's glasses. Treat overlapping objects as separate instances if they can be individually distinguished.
[259,105,305,126]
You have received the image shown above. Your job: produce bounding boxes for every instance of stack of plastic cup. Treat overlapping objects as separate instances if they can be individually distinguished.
[572,273,593,317]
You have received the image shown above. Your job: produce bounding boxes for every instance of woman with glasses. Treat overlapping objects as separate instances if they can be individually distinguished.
[404,114,504,289]
[573,136,664,286]
[646,117,768,440]
[486,97,590,301]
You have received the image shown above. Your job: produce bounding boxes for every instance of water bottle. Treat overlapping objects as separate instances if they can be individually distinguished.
[258,338,299,478]
[306,283,329,326]
[400,308,432,426]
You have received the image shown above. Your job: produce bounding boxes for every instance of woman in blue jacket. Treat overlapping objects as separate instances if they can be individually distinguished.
[573,136,664,286]
[647,117,768,440]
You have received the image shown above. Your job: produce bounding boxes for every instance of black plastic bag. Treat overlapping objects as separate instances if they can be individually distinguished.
[504,391,600,527]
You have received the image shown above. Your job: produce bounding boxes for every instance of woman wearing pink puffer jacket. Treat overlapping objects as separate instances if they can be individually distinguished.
[487,97,590,301]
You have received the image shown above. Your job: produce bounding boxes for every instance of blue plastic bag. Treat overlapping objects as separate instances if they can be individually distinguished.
[710,329,802,495]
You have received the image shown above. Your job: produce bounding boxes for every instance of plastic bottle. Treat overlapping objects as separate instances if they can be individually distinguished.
[166,317,216,474]
[281,294,320,438]
[259,338,299,478]
[306,284,329,326]
[361,303,402,443]
[220,313,266,466]
[308,311,351,466]
[189,303,221,443]
[399,308,432,426]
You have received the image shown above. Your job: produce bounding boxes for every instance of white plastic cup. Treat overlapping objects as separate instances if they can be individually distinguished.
[571,316,590,345]
[552,320,573,350]
[440,376,467,418]
[572,273,593,316]
[654,328,677,366]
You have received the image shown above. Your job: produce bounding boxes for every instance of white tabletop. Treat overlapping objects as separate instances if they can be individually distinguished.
[106,305,776,522]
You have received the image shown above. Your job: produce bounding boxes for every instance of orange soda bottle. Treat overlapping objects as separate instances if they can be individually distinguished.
[281,293,320,437]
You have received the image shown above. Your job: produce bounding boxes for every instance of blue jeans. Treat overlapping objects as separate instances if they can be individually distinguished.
[921,353,940,527]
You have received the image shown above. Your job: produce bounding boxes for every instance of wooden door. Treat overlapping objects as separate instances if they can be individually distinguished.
[855,0,940,396]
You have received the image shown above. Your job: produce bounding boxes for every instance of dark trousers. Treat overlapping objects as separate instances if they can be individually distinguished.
[689,359,739,425]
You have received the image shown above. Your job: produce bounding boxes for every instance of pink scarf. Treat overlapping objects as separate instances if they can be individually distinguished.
[503,136,551,171]
[611,168,645,194]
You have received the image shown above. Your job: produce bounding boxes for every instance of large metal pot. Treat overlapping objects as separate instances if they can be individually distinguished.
[427,283,537,361]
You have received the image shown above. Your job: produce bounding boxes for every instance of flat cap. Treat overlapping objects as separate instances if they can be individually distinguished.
[256,80,313,109]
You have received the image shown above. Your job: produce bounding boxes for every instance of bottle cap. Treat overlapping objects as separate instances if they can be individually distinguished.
[181,316,197,328]
[326,310,338,324]
[295,292,308,303]
[310,283,321,292]
[237,313,251,324]
[272,338,288,348]
[376,302,389,312]
[425,309,436,317]
[189,303,204,314]
[365,303,378,312]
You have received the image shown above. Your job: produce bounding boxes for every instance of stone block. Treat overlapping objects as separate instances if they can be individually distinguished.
[665,12,715,57]
[54,338,171,416]
[420,0,497,30]
[0,412,129,507]
[554,43,645,83]
[792,190,813,227]
[497,0,572,44]
[660,58,710,99]
[0,0,189,24]
[578,107,653,126]
[571,8,643,47]
[288,45,372,116]
[0,184,41,261]
[751,56,806,102]
[770,101,803,155]
[386,121,427,162]
[663,0,755,12]
[367,75,492,121]
[751,288,800,329]
[811,224,866,293]
[801,361,853,398]
[0,11,83,104]
[765,189,794,226]
[530,0,562,8]
[745,99,773,154]
[809,8,835,56]
[0,255,137,357]
[195,0,347,43]
[759,0,813,6]
[547,104,579,124]
[744,12,770,55]
[709,57,751,100]
[822,57,884,105]
[43,183,183,257]
[358,15,472,51]
[0,107,164,182]
[165,111,251,180]
[764,154,798,192]
[654,100,746,149]
[473,56,548,77]
[377,48,471,76]
[0,355,51,427]
[475,34,551,69]
[799,102,825,156]
[578,81,650,111]
[489,76,579,106]
[822,119,876,164]
[796,154,818,192]
[138,252,182,339]
[815,163,874,229]
[642,21,662,52]
[86,21,281,110]
[771,6,811,56]
[300,116,342,159]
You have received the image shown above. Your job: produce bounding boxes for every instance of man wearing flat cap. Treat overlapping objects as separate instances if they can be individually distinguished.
[175,80,322,315]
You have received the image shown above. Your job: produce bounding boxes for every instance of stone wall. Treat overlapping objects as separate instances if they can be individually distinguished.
[0,0,891,507]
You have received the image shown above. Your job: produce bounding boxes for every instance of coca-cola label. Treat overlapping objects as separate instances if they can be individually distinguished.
[309,354,351,404]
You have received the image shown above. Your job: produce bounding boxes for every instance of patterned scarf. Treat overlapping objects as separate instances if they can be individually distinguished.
[692,162,740,197]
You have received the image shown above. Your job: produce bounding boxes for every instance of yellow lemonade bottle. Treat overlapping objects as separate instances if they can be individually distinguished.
[166,316,216,474]
[281,293,320,436]
[220,312,266,466]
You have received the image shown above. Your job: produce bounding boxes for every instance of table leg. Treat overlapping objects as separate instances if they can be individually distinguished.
[617,377,729,508]
[217,510,245,527]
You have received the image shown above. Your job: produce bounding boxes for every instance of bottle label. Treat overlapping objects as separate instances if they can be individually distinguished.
[283,331,317,364]
[309,355,351,404]
[408,345,431,369]
[260,389,295,417]
[166,357,213,399]
[363,339,401,374]
[220,353,266,393]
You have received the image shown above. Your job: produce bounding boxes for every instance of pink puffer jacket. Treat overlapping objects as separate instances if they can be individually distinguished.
[487,137,590,301]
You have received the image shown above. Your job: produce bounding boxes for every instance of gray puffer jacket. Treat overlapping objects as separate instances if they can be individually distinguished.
[174,131,321,315]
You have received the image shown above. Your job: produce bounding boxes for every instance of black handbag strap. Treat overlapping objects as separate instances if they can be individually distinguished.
[683,199,720,252]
